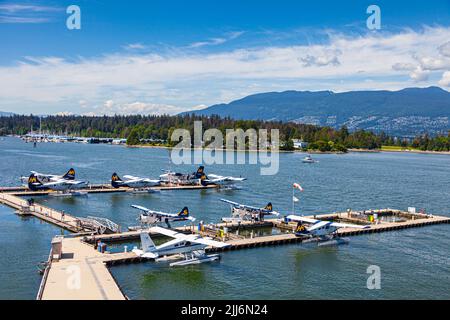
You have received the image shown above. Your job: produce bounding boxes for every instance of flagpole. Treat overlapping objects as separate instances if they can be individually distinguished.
[292,187,294,214]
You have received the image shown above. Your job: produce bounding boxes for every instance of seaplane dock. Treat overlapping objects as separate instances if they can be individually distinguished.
[1,185,449,300]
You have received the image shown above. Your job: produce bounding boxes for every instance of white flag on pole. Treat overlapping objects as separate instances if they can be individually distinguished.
[293,196,299,202]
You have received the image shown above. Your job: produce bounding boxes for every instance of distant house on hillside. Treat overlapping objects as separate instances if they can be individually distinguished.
[292,139,308,149]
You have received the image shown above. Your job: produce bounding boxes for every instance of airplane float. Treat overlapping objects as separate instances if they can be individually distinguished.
[220,199,279,223]
[132,226,230,266]
[131,205,196,228]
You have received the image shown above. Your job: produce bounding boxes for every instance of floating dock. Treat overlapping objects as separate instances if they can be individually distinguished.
[0,183,218,233]
[1,183,218,197]
[1,185,449,300]
[35,209,450,300]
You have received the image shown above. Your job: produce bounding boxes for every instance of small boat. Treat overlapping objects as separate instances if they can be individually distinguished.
[302,155,317,163]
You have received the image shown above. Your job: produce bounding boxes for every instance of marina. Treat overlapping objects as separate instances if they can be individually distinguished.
[33,209,450,300]
[1,137,450,300]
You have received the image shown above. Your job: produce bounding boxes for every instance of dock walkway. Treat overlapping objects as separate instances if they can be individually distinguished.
[0,193,83,232]
[39,238,126,300]
[37,211,450,299]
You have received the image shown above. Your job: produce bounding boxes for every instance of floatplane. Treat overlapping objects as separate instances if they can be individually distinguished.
[220,199,279,223]
[160,166,246,188]
[27,173,88,196]
[201,172,246,189]
[131,205,196,228]
[159,166,205,185]
[111,173,161,192]
[21,168,76,184]
[132,226,230,266]
[285,215,370,246]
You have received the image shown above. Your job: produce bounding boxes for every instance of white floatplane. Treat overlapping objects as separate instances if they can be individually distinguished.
[202,173,247,188]
[132,226,230,266]
[27,173,88,193]
[220,199,279,223]
[159,166,206,185]
[111,173,161,190]
[131,205,196,228]
[285,215,370,245]
[21,168,76,184]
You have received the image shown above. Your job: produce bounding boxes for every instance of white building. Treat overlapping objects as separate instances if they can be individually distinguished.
[292,139,308,149]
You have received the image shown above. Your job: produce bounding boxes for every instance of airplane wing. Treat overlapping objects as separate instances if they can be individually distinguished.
[226,177,246,182]
[131,204,151,212]
[209,174,246,183]
[220,199,241,207]
[123,175,141,180]
[131,205,175,217]
[143,179,161,184]
[149,226,184,238]
[307,220,330,231]
[149,227,228,248]
[330,222,370,229]
[187,236,230,248]
[65,180,86,185]
[286,215,320,224]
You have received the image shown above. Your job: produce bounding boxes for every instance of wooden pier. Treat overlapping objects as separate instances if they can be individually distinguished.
[0,183,218,232]
[2,183,218,197]
[2,184,449,300]
[0,193,84,232]
[35,210,450,300]
[38,237,127,300]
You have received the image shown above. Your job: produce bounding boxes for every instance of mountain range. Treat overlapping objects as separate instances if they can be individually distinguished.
[184,87,450,136]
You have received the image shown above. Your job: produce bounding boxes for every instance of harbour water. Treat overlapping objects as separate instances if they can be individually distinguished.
[0,136,449,299]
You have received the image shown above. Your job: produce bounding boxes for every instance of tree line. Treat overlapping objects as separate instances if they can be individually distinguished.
[0,114,449,152]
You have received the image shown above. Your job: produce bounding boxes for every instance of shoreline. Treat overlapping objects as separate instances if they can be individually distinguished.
[6,136,450,155]
[130,145,450,155]
[350,148,450,155]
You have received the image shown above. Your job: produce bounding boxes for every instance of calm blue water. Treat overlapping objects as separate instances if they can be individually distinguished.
[0,136,449,299]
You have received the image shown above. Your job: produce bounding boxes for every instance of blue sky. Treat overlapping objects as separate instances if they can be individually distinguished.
[1,0,450,115]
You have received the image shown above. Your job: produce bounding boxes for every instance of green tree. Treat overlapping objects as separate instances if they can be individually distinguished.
[126,128,140,145]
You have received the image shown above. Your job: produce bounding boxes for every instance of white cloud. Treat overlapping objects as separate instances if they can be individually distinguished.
[81,100,207,116]
[0,4,62,24]
[1,26,450,114]
[392,63,416,71]
[299,50,341,67]
[439,71,450,87]
[439,42,450,57]
[409,67,430,82]
[188,31,244,48]
[416,56,450,71]
[0,4,60,13]
[123,43,147,51]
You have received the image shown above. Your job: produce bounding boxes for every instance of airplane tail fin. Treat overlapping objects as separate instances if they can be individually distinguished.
[111,172,122,188]
[264,202,273,211]
[28,174,43,191]
[62,168,75,180]
[140,231,156,253]
[295,222,307,235]
[178,207,190,217]
[194,166,205,178]
[200,173,209,186]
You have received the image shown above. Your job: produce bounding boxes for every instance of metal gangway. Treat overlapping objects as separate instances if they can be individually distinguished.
[78,216,120,234]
